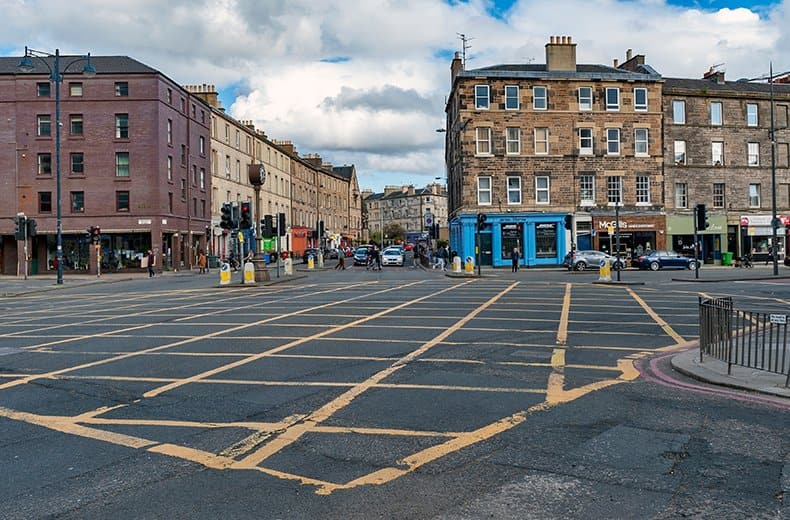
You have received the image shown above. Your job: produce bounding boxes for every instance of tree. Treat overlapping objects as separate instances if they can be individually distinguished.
[383,223,406,244]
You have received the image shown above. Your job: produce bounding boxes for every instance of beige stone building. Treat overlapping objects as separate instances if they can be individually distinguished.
[363,183,448,244]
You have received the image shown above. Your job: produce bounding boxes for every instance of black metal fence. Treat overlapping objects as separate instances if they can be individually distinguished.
[699,296,790,386]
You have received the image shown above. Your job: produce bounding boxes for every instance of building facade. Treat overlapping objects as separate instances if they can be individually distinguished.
[363,183,448,244]
[444,36,664,267]
[0,55,211,275]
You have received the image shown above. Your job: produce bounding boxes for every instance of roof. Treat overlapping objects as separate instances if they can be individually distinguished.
[460,62,661,82]
[332,165,355,180]
[364,187,446,201]
[663,77,790,96]
[0,55,158,75]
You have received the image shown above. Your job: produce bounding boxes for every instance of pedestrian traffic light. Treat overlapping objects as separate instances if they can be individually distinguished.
[278,212,286,237]
[220,203,233,230]
[564,214,573,230]
[476,213,488,231]
[239,201,252,230]
[262,214,274,239]
[26,219,37,237]
[695,204,710,230]
[14,216,25,240]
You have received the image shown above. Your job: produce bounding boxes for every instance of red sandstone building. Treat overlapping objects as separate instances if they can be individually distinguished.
[0,55,211,275]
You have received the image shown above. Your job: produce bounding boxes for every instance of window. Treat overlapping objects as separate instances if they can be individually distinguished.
[748,142,760,166]
[201,199,206,218]
[192,164,198,185]
[535,176,550,204]
[180,98,185,112]
[474,85,489,110]
[167,119,172,145]
[712,141,724,165]
[180,179,186,200]
[70,114,83,135]
[224,124,230,143]
[675,183,688,208]
[710,102,723,126]
[634,128,649,156]
[115,152,129,177]
[115,113,129,139]
[674,140,686,165]
[534,128,549,155]
[38,192,52,213]
[36,82,50,97]
[167,156,173,181]
[636,175,650,204]
[605,88,620,111]
[606,128,620,155]
[778,143,790,167]
[235,159,241,181]
[116,191,130,212]
[71,153,84,174]
[37,153,51,175]
[506,127,520,155]
[507,176,521,204]
[168,192,173,213]
[167,88,172,104]
[580,175,595,206]
[201,110,205,124]
[673,100,686,124]
[607,176,622,205]
[633,88,647,111]
[578,87,592,111]
[71,191,85,212]
[225,156,231,178]
[505,85,519,110]
[747,104,758,126]
[199,136,205,155]
[533,86,547,110]
[200,168,205,189]
[37,114,51,136]
[477,177,492,205]
[749,184,761,207]
[115,82,129,96]
[713,183,725,208]
[181,144,186,165]
[475,127,492,155]
[69,82,82,96]
[579,128,593,155]
[235,130,240,148]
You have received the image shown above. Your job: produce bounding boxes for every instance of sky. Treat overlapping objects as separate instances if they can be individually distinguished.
[2,0,788,192]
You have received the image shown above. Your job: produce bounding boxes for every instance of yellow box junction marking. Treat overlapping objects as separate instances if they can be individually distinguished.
[626,288,685,344]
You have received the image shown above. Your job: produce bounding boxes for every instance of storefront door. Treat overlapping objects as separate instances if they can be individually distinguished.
[480,233,492,265]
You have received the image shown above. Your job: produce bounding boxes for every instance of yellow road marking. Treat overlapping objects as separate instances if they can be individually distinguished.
[626,288,685,344]
[556,283,571,345]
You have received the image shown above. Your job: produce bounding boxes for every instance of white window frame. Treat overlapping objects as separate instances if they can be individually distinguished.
[507,176,522,205]
[579,175,595,206]
[605,87,620,111]
[710,101,723,126]
[674,140,686,165]
[506,127,521,155]
[534,128,549,155]
[504,85,519,110]
[607,176,622,206]
[634,128,649,156]
[535,176,550,204]
[749,183,761,208]
[636,175,650,205]
[533,86,547,110]
[675,183,688,209]
[712,141,724,166]
[606,128,620,156]
[673,100,686,124]
[477,176,492,205]
[475,127,492,155]
[578,87,592,111]
[633,88,648,111]
[748,142,760,166]
[579,128,593,155]
[713,183,725,208]
[747,103,758,127]
[474,85,489,110]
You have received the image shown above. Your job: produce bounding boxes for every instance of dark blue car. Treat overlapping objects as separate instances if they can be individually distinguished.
[635,250,698,271]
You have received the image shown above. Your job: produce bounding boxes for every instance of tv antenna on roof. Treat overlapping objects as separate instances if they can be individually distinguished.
[457,33,473,69]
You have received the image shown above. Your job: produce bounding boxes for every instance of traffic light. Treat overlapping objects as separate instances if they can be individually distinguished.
[317,220,324,239]
[516,223,523,234]
[695,204,710,230]
[430,223,439,239]
[262,214,274,239]
[277,212,286,237]
[239,201,252,230]
[92,226,101,244]
[564,214,573,230]
[85,226,94,242]
[26,219,37,237]
[14,216,25,240]
[476,213,488,231]
[220,203,233,230]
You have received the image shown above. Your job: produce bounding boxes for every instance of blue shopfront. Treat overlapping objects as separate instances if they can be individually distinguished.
[450,213,568,268]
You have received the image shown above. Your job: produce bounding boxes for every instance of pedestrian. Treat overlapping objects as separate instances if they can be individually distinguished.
[197,250,207,274]
[511,247,520,273]
[374,246,382,270]
[147,249,156,277]
[335,253,346,270]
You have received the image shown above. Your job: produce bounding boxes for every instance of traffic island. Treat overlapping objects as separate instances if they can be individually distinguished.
[214,274,307,289]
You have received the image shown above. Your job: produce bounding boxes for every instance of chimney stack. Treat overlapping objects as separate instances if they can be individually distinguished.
[613,58,619,68]
[703,66,726,84]
[545,35,577,72]
[450,51,463,83]
[626,49,633,61]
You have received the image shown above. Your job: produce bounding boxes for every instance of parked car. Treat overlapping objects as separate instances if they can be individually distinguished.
[354,246,374,265]
[381,247,405,266]
[635,250,698,271]
[302,248,320,264]
[563,250,625,271]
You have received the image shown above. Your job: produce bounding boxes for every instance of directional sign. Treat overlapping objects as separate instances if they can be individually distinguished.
[769,314,787,324]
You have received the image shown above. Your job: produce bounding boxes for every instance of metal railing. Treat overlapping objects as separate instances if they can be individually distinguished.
[699,297,790,386]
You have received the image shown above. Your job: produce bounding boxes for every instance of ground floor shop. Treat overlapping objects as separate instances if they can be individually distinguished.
[450,212,568,267]
[739,214,790,262]
[589,214,667,260]
[666,215,728,264]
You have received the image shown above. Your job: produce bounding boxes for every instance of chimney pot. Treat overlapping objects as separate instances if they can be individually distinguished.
[550,36,555,44]
[568,36,573,44]
[562,36,567,44]
[626,49,633,60]
[614,58,619,67]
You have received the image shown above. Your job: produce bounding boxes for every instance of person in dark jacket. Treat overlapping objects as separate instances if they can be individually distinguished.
[511,247,520,273]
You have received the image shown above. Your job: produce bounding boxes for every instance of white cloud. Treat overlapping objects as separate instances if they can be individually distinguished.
[2,0,788,190]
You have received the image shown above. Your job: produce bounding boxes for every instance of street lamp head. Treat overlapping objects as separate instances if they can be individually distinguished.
[435,128,446,133]
[82,54,96,78]
[18,55,35,73]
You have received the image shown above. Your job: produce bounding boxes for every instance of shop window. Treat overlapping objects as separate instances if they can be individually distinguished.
[535,222,557,258]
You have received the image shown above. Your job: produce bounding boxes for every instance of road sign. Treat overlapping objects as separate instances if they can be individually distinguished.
[769,314,787,324]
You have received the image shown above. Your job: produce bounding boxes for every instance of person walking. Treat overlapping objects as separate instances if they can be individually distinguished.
[147,249,156,277]
[511,247,520,273]
[197,250,207,274]
[334,252,346,270]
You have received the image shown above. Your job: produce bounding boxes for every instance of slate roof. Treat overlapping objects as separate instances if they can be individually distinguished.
[663,77,790,95]
[332,165,355,180]
[0,55,158,75]
[460,62,661,82]
[364,187,445,201]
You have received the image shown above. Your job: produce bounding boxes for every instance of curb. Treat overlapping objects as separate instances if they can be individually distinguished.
[0,276,137,297]
[672,275,790,283]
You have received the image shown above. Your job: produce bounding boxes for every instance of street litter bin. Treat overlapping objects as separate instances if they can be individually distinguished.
[721,252,733,266]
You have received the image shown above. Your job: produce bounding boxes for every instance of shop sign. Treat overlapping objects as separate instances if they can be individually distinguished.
[138,218,152,225]
[598,220,656,230]
[741,215,790,227]
[501,223,522,238]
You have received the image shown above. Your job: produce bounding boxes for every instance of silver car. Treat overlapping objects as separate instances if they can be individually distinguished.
[563,250,625,271]
[381,247,404,266]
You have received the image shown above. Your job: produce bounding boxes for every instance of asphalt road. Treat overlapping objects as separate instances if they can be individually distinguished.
[0,266,788,519]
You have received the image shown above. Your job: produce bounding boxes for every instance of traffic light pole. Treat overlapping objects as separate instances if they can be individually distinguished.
[615,204,621,282]
[22,215,28,281]
[693,214,699,280]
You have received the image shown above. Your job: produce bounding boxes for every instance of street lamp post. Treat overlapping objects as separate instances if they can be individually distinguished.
[19,47,95,284]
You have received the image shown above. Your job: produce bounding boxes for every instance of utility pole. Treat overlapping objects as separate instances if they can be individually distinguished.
[769,63,779,276]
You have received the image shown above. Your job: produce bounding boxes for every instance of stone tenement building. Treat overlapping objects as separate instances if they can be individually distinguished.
[363,183,448,244]
[663,71,790,262]
[444,36,663,267]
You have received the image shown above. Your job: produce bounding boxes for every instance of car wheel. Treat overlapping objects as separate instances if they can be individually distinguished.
[574,261,586,271]
[687,261,697,270]
[649,261,660,271]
